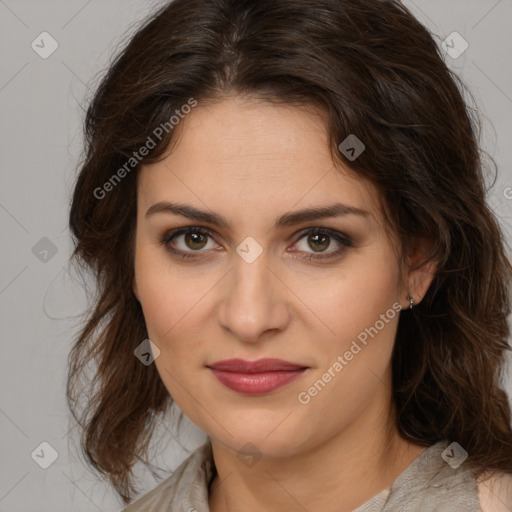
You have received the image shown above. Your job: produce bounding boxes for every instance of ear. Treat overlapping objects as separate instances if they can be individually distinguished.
[403,236,437,307]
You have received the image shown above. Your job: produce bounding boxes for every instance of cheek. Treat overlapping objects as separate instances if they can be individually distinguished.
[296,250,402,412]
[134,243,184,342]
[134,244,216,361]
[134,238,189,319]
[299,251,401,342]
[135,257,171,331]
[305,256,401,404]
[134,249,206,403]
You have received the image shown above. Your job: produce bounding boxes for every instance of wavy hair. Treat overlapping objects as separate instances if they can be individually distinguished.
[67,0,512,504]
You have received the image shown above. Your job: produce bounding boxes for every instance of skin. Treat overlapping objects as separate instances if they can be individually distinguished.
[132,94,436,512]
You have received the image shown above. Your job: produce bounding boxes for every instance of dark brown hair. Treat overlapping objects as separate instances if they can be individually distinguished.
[67,0,512,504]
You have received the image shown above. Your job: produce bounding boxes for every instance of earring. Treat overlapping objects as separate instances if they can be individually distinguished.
[407,295,414,309]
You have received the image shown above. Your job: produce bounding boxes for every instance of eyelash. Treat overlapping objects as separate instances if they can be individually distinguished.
[160,226,353,262]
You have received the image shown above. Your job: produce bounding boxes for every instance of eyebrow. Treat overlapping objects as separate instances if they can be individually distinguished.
[145,201,370,229]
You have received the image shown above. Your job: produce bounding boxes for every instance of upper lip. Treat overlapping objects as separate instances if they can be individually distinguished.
[207,358,308,373]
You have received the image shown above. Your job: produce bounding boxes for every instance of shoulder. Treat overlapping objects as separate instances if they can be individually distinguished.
[477,471,512,512]
[120,441,214,512]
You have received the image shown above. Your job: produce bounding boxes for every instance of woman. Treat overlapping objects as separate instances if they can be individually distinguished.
[67,0,512,510]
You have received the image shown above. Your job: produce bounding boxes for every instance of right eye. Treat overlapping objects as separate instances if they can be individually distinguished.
[160,227,220,260]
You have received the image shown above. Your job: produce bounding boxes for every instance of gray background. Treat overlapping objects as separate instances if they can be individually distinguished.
[1,1,511,510]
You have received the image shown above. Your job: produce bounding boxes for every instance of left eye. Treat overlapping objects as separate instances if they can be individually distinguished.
[290,228,353,260]
[295,231,339,252]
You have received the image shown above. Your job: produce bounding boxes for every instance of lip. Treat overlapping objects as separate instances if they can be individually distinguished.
[207,358,308,395]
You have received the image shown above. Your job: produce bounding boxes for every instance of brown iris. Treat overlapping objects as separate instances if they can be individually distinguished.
[308,233,330,252]
[185,232,208,250]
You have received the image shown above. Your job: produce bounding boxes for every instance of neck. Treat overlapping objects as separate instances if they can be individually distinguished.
[208,393,425,512]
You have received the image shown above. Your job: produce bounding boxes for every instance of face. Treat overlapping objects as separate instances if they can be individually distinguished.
[133,95,432,458]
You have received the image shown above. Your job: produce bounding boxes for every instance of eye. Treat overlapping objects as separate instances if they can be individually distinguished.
[161,227,219,259]
[290,228,353,261]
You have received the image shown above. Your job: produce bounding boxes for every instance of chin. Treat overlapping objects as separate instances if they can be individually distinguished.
[206,419,312,459]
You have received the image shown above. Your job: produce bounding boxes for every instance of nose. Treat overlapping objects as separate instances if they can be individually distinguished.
[217,249,291,343]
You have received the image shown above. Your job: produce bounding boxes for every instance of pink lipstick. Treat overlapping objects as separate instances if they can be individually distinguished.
[207,358,308,395]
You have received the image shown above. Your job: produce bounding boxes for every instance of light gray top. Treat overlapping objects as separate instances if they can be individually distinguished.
[121,439,483,511]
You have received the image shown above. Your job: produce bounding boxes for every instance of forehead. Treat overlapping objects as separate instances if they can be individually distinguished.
[137,95,382,223]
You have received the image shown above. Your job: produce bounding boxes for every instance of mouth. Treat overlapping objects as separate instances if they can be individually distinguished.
[206,358,309,395]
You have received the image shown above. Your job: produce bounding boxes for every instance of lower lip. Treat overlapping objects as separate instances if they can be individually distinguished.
[209,368,307,395]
